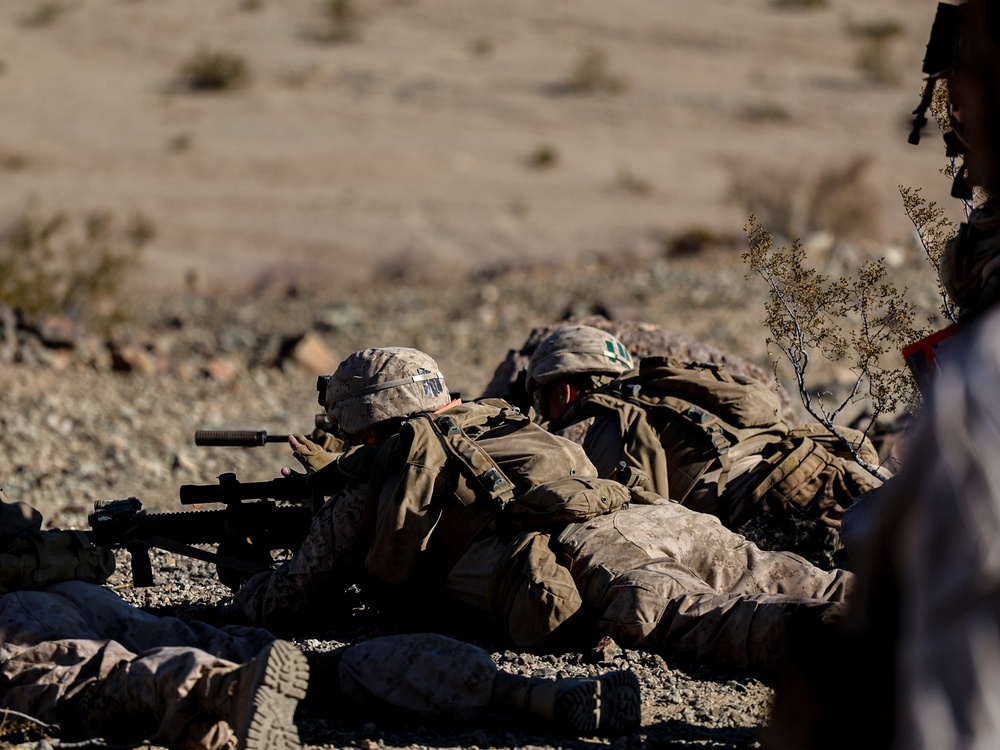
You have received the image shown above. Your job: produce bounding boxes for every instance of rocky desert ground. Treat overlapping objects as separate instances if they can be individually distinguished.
[0,0,967,747]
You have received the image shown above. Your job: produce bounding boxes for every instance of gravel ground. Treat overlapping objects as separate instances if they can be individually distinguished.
[1,248,937,749]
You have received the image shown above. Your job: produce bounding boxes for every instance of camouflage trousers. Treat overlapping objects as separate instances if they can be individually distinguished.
[0,580,274,749]
[0,583,500,744]
[337,632,496,721]
[556,499,852,669]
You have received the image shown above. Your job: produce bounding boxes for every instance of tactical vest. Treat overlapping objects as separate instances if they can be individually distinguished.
[568,357,789,503]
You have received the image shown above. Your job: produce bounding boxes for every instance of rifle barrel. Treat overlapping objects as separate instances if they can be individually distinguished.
[195,429,290,447]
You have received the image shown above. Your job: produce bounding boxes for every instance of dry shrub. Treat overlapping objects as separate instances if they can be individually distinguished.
[848,18,905,86]
[662,227,726,258]
[316,0,367,43]
[771,0,828,8]
[20,1,69,28]
[563,47,628,94]
[727,154,881,243]
[615,167,654,196]
[177,49,251,91]
[743,215,925,475]
[804,155,881,239]
[0,206,152,326]
[528,144,559,169]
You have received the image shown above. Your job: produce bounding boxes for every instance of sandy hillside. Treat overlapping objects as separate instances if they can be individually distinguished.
[0,0,959,291]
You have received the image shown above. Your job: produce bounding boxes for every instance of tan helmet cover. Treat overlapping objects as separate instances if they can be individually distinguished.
[526,325,634,394]
[325,347,450,434]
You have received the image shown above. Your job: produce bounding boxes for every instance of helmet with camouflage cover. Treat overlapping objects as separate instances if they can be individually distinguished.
[325,347,451,434]
[525,325,634,395]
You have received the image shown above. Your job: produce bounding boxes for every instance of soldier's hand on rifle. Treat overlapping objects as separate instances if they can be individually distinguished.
[288,434,336,473]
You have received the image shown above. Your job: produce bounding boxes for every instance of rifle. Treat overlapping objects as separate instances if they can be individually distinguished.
[87,472,315,591]
[195,413,336,447]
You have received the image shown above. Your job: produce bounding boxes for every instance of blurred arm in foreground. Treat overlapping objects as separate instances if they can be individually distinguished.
[768,3,1000,748]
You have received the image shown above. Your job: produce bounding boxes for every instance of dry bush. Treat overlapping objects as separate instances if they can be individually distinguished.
[563,47,628,94]
[736,100,793,124]
[0,152,30,172]
[615,167,654,196]
[315,0,368,43]
[803,155,880,239]
[771,0,828,9]
[177,48,251,91]
[527,144,559,169]
[0,206,152,327]
[20,1,69,28]
[470,37,495,57]
[900,186,960,323]
[743,215,925,476]
[727,154,881,242]
[848,18,905,86]
[661,227,727,258]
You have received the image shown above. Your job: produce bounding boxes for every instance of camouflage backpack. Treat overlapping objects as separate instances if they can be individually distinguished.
[569,356,790,503]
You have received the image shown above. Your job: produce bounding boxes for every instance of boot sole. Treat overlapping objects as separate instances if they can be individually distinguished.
[598,670,642,734]
[240,640,310,750]
[556,670,642,736]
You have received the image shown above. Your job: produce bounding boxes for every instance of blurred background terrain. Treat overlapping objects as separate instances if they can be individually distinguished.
[0,0,956,289]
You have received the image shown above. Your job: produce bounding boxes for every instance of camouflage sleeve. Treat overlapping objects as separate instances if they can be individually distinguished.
[236,482,370,626]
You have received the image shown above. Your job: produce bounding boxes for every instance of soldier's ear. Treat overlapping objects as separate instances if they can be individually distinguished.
[547,382,576,421]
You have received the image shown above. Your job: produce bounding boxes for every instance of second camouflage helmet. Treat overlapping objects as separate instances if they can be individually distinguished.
[525,325,634,394]
[325,347,451,434]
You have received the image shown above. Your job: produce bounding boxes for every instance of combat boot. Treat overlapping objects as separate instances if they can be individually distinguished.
[491,669,641,735]
[198,639,310,750]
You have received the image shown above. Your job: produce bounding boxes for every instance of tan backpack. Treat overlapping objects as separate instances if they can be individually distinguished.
[571,356,789,503]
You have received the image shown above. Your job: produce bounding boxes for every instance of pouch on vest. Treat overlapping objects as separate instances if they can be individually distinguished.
[742,436,883,527]
[488,530,583,648]
[504,477,630,529]
[0,530,116,594]
[787,423,882,467]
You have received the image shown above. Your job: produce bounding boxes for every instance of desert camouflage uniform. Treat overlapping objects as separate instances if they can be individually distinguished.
[0,495,287,748]
[0,499,565,743]
[336,632,496,720]
[554,405,882,530]
[0,580,276,748]
[238,399,852,670]
[558,495,850,669]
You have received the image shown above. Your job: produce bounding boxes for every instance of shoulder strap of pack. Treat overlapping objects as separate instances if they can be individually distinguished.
[417,399,527,507]
[366,401,530,575]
